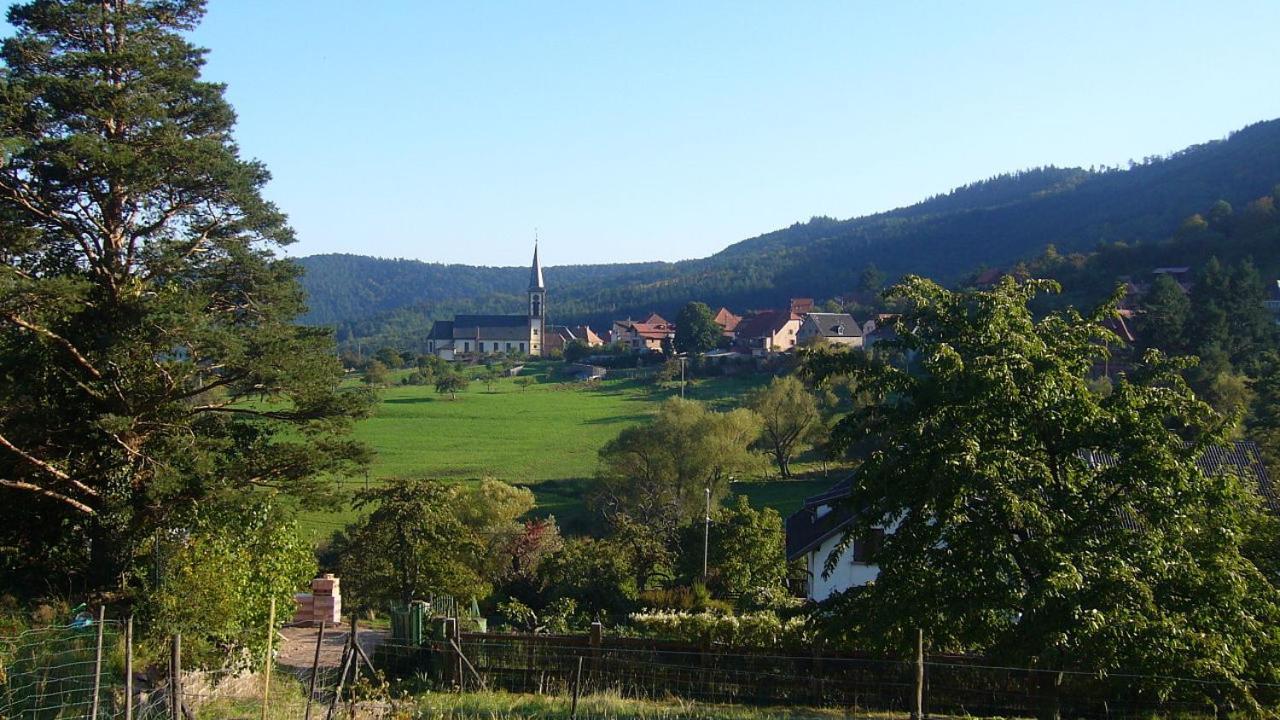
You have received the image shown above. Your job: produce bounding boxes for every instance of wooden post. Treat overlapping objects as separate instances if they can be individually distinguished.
[125,615,134,720]
[326,632,355,720]
[913,628,924,720]
[304,621,326,720]
[90,606,105,720]
[570,656,584,720]
[170,634,183,720]
[589,621,602,678]
[260,597,276,720]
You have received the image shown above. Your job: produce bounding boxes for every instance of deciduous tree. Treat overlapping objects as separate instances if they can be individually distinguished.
[748,375,820,478]
[805,276,1280,713]
[338,478,487,608]
[593,399,762,531]
[674,301,722,355]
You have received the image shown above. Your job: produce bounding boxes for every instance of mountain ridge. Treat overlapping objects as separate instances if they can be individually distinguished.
[297,118,1280,349]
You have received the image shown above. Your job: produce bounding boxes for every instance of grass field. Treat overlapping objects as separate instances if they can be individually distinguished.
[300,364,843,540]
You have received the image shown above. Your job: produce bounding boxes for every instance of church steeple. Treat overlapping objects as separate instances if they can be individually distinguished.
[528,241,546,325]
[529,241,545,291]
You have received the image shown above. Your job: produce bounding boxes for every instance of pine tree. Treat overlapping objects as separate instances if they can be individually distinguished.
[0,0,371,591]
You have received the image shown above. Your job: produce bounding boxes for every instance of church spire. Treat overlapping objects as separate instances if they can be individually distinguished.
[529,239,545,290]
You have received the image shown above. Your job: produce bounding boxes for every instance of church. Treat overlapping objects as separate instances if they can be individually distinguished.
[425,245,547,359]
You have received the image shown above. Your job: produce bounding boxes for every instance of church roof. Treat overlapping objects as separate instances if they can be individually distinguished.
[529,244,545,290]
[426,320,454,340]
[454,314,529,328]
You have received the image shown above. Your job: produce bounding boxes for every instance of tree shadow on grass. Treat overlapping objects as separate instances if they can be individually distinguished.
[383,396,447,404]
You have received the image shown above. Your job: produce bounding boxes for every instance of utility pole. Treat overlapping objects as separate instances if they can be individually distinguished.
[679,356,686,399]
[702,487,711,582]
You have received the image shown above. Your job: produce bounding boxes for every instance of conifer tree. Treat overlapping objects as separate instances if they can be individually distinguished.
[0,0,371,591]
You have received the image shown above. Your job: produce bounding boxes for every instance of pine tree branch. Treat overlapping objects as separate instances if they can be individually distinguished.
[0,479,95,515]
[0,430,100,499]
[2,312,105,379]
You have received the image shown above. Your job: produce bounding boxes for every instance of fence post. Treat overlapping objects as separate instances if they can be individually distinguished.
[570,656,584,720]
[125,615,134,720]
[170,634,182,720]
[304,621,326,720]
[260,597,276,720]
[589,621,602,681]
[913,628,924,720]
[90,605,105,720]
[326,628,355,720]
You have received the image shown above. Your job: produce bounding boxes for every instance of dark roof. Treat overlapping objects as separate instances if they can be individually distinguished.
[454,314,529,328]
[785,478,854,561]
[734,310,795,340]
[803,313,863,338]
[529,244,545,290]
[426,320,454,340]
[785,440,1277,561]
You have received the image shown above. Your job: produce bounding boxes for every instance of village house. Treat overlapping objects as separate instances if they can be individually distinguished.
[785,440,1277,602]
[544,324,604,354]
[612,313,675,352]
[426,245,547,359]
[713,307,742,340]
[796,312,863,348]
[730,299,812,356]
[733,310,801,356]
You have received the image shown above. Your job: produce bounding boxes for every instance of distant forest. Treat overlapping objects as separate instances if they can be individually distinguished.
[297,119,1280,352]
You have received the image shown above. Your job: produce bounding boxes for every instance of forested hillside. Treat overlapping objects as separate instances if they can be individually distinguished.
[299,119,1280,350]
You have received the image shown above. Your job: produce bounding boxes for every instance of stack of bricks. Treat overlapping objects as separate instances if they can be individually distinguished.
[292,574,342,626]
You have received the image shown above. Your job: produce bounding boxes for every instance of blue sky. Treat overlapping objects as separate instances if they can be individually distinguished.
[11,1,1280,266]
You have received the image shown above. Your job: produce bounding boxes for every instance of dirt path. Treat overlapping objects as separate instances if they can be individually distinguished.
[277,624,389,670]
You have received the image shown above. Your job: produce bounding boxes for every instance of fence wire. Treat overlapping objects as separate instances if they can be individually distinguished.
[0,621,126,720]
[4,620,1275,719]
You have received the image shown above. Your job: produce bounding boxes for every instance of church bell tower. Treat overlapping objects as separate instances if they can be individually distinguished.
[528,242,545,356]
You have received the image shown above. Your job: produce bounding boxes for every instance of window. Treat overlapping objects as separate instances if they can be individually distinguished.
[533,328,538,335]
[519,343,525,353]
[852,528,885,563]
[463,342,470,352]
[506,343,512,352]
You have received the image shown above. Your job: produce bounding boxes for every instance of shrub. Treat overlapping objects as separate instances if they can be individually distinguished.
[627,610,812,647]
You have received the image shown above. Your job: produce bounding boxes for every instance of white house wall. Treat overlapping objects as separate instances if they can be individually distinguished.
[807,532,880,602]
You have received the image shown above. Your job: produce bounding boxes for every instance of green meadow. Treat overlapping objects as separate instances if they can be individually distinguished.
[300,365,839,540]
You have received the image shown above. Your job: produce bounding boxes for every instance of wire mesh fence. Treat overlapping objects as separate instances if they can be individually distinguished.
[0,619,124,720]
[6,617,1279,719]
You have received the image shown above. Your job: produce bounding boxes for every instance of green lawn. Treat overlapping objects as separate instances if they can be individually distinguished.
[300,365,841,540]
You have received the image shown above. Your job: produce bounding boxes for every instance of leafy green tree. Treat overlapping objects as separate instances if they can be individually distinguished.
[363,359,390,386]
[1189,258,1277,370]
[0,0,370,591]
[563,339,592,363]
[1137,273,1189,355]
[805,276,1280,712]
[674,302,721,355]
[540,536,637,618]
[338,478,487,608]
[679,495,787,598]
[451,479,537,585]
[609,514,677,591]
[514,376,534,392]
[374,347,405,369]
[1207,199,1234,232]
[594,399,762,532]
[858,264,886,297]
[144,497,313,662]
[482,365,504,392]
[748,375,821,478]
[435,371,470,399]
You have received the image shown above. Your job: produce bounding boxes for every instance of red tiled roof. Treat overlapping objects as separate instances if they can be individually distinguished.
[713,307,742,332]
